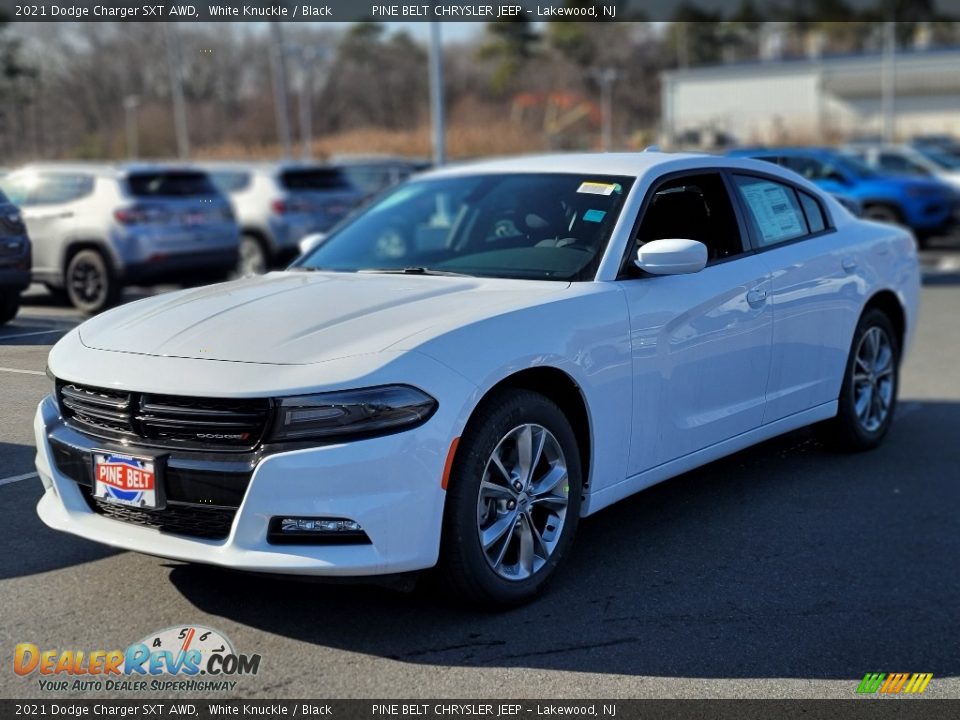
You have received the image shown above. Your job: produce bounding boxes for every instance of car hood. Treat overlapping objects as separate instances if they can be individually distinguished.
[78,271,569,365]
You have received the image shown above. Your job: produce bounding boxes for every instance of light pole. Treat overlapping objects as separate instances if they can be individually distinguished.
[288,44,331,161]
[270,22,293,160]
[164,24,190,159]
[592,68,620,152]
[428,22,446,166]
[123,95,140,160]
[881,20,897,143]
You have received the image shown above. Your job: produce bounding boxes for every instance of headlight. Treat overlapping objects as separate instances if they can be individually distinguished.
[269,385,437,442]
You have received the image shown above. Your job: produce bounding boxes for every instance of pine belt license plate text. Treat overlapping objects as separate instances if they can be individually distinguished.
[93,452,159,509]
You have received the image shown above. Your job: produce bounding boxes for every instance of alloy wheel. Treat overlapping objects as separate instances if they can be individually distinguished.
[852,325,895,433]
[476,423,570,581]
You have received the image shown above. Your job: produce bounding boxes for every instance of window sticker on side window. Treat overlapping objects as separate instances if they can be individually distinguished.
[738,179,806,245]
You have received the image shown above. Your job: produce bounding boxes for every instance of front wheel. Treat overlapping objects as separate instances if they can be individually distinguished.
[437,389,582,608]
[0,290,19,325]
[819,309,900,451]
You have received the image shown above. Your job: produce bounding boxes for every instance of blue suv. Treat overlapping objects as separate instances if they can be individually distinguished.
[728,147,959,247]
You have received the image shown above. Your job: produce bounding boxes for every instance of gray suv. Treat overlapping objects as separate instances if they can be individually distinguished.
[0,164,239,313]
[205,162,364,275]
[0,187,31,326]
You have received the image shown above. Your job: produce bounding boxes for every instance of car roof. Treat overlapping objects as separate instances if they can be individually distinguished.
[418,151,742,180]
[197,161,342,174]
[9,162,205,178]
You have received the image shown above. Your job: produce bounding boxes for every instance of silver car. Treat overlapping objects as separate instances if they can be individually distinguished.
[0,164,239,313]
[205,162,364,275]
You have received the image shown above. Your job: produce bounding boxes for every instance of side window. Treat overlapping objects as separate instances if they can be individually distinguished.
[878,153,928,176]
[732,175,809,248]
[31,173,94,205]
[635,173,744,262]
[0,174,32,206]
[798,191,827,234]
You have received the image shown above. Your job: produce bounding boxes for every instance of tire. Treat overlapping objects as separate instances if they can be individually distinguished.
[818,308,900,452]
[0,291,19,325]
[43,284,69,303]
[237,234,269,276]
[437,389,583,608]
[65,249,119,314]
[863,204,903,226]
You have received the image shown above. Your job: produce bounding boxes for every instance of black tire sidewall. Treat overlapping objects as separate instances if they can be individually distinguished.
[835,309,900,450]
[0,291,18,325]
[66,249,116,314]
[441,389,583,607]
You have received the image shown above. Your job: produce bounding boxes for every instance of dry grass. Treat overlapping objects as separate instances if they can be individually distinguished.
[196,122,550,162]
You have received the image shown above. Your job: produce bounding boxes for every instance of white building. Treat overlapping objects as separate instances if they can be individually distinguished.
[661,48,960,145]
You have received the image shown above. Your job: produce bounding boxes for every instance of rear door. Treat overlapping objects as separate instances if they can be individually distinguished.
[729,172,860,422]
[619,171,774,474]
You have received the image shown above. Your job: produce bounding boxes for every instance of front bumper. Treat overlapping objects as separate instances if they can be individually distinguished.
[0,265,31,292]
[34,394,451,576]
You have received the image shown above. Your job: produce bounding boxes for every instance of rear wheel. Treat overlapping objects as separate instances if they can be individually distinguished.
[863,204,903,226]
[65,249,118,314]
[818,309,899,451]
[237,234,269,276]
[0,290,19,325]
[438,389,582,608]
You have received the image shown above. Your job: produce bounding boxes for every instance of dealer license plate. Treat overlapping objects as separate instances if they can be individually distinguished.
[92,452,160,509]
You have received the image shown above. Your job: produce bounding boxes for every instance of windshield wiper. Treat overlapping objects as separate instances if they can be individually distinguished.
[359,267,473,277]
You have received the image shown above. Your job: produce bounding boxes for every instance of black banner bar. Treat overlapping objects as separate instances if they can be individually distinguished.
[4,700,960,720]
[2,0,960,23]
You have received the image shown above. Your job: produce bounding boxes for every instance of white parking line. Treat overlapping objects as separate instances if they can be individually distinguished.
[0,366,45,376]
[0,471,38,487]
[0,328,72,340]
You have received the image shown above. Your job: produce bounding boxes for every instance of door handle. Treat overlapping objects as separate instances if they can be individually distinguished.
[841,256,857,272]
[746,288,768,306]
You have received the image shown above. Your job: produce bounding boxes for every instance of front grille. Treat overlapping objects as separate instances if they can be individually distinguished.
[79,485,236,540]
[57,381,271,451]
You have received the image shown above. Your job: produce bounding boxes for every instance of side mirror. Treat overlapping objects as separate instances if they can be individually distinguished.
[634,238,708,276]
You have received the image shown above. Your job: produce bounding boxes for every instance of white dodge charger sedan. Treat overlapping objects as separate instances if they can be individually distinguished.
[35,153,920,607]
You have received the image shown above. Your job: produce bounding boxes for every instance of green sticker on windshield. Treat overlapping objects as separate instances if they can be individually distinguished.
[583,209,606,223]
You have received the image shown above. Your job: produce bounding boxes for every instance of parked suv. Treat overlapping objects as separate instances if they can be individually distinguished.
[205,162,364,275]
[0,187,31,326]
[0,164,239,313]
[728,147,959,248]
[843,143,960,191]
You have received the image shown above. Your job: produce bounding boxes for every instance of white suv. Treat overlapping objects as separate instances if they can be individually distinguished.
[1,164,239,312]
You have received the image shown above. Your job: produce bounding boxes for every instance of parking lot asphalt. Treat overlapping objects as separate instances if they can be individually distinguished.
[1,251,959,700]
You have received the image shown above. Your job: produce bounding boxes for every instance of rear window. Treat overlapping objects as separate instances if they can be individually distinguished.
[210,171,251,193]
[279,168,353,191]
[127,171,217,197]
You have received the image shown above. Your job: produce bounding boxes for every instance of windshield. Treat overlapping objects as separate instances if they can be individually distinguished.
[127,171,218,197]
[280,168,353,191]
[295,172,633,281]
[913,146,960,170]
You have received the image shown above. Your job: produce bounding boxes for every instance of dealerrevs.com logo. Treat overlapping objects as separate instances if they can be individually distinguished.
[14,625,261,693]
[856,672,934,696]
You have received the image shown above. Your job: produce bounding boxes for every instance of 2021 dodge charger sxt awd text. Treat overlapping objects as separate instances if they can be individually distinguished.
[34,153,920,607]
